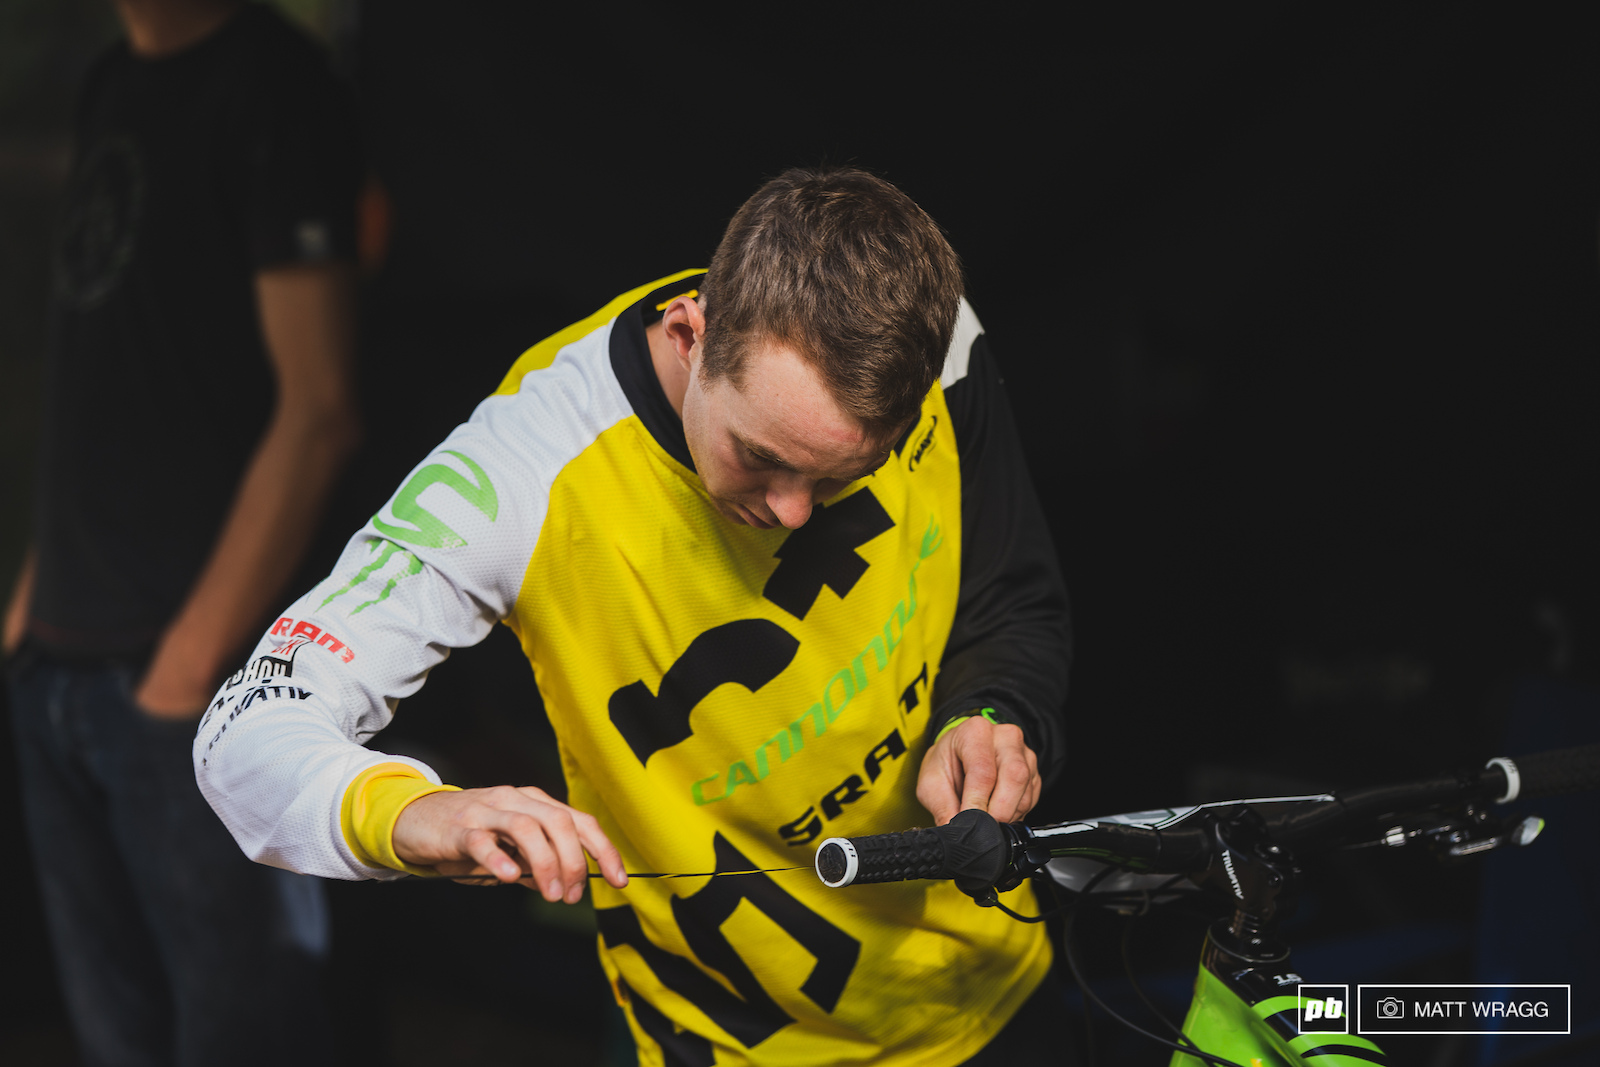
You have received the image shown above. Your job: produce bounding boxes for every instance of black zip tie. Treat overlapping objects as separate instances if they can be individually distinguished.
[443,866,811,885]
[589,867,810,879]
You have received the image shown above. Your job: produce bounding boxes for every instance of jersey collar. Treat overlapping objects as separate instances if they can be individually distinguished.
[608,272,705,473]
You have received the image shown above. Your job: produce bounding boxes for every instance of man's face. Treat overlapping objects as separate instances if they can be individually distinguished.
[680,340,899,530]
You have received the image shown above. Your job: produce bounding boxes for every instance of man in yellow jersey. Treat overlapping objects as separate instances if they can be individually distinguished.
[196,168,1071,1065]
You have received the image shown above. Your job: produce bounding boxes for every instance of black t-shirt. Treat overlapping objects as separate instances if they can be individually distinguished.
[30,4,360,656]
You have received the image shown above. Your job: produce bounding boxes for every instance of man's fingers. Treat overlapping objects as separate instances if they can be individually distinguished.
[1012,762,1041,823]
[998,773,1041,825]
[449,799,570,901]
[402,785,627,900]
[542,808,593,903]
[986,756,1033,824]
[919,717,1046,826]
[984,726,1040,823]
[495,808,579,902]
[915,740,963,825]
[917,772,962,826]
[1029,745,1041,808]
[953,751,992,819]
[487,793,624,901]
[509,786,616,895]
[462,826,523,884]
[573,809,628,889]
[517,800,622,899]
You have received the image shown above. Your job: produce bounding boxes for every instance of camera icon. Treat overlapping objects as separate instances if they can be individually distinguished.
[1376,997,1406,1020]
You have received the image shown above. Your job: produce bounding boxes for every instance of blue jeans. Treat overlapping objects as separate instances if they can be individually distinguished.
[8,648,333,1067]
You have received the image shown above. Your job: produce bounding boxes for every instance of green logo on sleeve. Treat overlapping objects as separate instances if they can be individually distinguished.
[372,450,498,550]
[319,540,424,615]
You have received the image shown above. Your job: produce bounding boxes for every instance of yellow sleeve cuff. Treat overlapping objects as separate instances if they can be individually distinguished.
[339,762,460,876]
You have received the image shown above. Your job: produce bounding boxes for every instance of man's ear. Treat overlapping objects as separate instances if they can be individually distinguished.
[660,296,705,372]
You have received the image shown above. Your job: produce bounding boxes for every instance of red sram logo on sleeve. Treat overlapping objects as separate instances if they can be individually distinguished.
[269,617,356,663]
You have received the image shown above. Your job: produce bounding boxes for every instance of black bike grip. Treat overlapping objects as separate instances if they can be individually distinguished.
[1491,744,1600,802]
[815,809,1009,889]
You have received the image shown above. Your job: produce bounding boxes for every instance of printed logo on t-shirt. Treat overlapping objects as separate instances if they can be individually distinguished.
[54,135,145,309]
[295,219,331,260]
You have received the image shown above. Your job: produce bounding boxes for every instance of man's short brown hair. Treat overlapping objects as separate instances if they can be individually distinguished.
[700,167,965,432]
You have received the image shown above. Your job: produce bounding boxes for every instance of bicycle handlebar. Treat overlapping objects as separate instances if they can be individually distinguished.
[1498,743,1600,800]
[814,743,1600,891]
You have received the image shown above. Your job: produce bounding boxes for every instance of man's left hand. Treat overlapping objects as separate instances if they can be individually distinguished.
[916,714,1040,826]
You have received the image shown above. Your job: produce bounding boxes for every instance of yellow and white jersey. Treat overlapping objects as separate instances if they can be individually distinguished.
[196,271,1071,1067]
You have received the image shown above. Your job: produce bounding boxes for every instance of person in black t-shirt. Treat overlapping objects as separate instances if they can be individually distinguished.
[2,1,361,1061]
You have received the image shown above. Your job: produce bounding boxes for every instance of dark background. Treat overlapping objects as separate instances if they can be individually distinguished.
[3,2,1597,1064]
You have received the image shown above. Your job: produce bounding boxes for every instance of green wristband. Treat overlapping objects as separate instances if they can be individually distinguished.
[934,707,998,742]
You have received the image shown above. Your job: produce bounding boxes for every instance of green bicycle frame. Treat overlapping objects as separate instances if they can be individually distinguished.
[1168,936,1385,1067]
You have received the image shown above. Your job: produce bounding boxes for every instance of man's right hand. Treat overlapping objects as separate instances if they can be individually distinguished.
[392,786,628,903]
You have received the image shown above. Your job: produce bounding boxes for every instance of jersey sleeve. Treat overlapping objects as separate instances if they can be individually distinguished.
[192,382,565,880]
[930,304,1073,783]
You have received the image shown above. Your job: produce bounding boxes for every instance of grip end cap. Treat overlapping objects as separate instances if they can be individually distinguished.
[816,838,858,887]
[1486,756,1521,804]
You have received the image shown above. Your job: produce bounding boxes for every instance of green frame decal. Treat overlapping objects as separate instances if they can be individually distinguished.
[1168,967,1386,1066]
